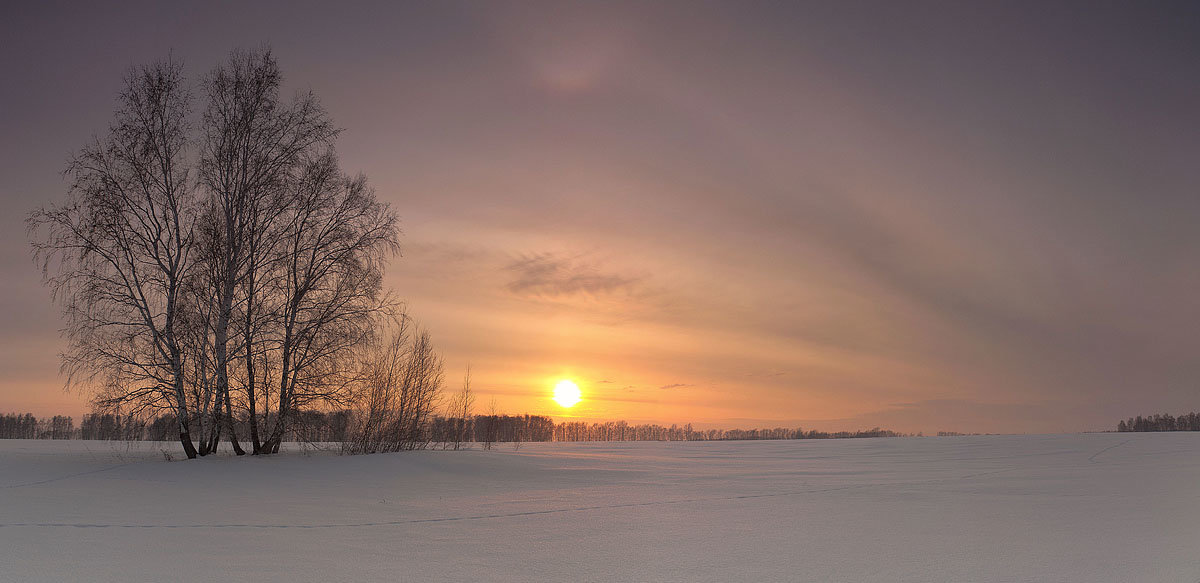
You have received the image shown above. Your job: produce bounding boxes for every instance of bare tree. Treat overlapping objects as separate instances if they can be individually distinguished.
[260,151,400,453]
[512,414,527,451]
[198,47,338,455]
[341,317,409,454]
[480,397,500,451]
[445,365,475,450]
[342,320,445,454]
[396,328,444,449]
[29,59,200,458]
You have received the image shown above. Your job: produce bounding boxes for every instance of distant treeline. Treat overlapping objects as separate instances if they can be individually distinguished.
[1116,412,1200,432]
[0,412,182,441]
[0,411,903,444]
[552,421,903,442]
[0,413,77,440]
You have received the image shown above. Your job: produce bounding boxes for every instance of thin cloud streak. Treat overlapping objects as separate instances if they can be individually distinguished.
[505,253,641,298]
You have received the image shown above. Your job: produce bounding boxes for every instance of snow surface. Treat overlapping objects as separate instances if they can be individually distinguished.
[1,434,1199,582]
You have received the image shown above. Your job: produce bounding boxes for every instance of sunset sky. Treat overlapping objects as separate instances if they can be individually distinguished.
[3,1,1200,433]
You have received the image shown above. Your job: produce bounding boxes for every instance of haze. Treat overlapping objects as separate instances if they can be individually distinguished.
[3,1,1199,433]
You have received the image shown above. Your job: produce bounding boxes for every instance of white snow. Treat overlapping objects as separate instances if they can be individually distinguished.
[2,433,1199,582]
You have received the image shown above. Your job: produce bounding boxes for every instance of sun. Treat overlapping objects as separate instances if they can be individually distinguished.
[553,379,582,408]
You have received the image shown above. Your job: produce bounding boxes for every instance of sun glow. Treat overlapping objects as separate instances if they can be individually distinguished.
[553,379,582,408]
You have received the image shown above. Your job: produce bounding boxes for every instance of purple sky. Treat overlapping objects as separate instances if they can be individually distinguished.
[4,1,1200,433]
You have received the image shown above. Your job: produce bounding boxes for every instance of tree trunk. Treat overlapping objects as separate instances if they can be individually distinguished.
[245,271,262,454]
[179,430,198,459]
[262,328,294,454]
[214,267,243,454]
[173,357,197,459]
[178,398,197,459]
[206,386,223,454]
[196,388,210,456]
[246,354,262,454]
[224,388,244,455]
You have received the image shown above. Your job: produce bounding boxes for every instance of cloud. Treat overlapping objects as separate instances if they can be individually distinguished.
[505,253,640,298]
[659,383,691,390]
[745,370,786,378]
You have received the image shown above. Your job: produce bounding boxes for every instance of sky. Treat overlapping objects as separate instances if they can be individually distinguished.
[3,1,1200,434]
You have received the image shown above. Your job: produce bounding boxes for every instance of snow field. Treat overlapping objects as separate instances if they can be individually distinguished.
[2,433,1199,582]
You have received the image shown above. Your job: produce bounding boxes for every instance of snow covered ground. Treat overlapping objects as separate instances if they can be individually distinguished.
[1,433,1198,582]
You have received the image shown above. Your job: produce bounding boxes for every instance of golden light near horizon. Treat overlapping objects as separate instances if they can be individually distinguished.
[553,379,582,408]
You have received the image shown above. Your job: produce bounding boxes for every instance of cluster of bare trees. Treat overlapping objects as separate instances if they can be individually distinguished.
[0,413,74,439]
[1117,412,1200,432]
[29,49,414,459]
[464,413,555,448]
[341,320,445,453]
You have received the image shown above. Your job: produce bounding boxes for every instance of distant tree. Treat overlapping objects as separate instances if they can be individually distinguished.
[47,416,74,439]
[480,398,500,450]
[445,365,476,450]
[1117,412,1200,432]
[6,413,39,439]
[511,414,526,451]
